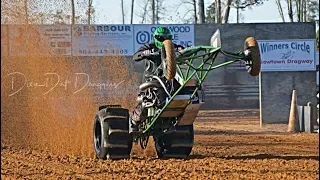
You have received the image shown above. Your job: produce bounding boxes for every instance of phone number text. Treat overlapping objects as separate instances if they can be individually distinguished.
[77,49,128,55]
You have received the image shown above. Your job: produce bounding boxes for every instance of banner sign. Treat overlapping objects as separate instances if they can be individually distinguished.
[9,25,71,56]
[133,24,194,51]
[9,25,41,56]
[42,25,72,56]
[72,25,134,56]
[258,39,316,71]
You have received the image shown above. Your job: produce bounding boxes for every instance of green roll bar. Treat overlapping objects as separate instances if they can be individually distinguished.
[137,46,247,136]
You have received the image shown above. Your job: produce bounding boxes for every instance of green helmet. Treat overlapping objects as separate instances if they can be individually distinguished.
[153,27,173,49]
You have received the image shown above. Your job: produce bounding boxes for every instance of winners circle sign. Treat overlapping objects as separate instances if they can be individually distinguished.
[258,39,316,71]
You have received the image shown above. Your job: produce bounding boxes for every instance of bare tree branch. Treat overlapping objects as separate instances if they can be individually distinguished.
[137,0,150,24]
[276,0,285,22]
[182,9,193,19]
[176,0,197,24]
[221,0,232,23]
[286,0,294,22]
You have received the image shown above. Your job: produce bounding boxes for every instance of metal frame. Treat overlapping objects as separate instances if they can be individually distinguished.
[134,46,248,142]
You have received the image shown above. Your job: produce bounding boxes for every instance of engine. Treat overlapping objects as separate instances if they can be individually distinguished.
[137,87,165,111]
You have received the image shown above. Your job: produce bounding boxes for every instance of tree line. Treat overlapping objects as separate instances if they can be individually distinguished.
[0,0,318,49]
[1,0,318,24]
[1,0,318,49]
[129,0,318,24]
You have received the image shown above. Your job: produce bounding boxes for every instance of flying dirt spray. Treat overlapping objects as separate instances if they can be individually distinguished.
[0,0,155,158]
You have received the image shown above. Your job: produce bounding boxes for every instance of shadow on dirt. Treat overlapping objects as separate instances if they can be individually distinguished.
[186,154,208,160]
[184,154,319,161]
[194,130,288,135]
[221,154,319,161]
[129,155,208,161]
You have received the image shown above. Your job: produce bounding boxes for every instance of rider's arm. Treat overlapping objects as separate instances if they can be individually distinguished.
[132,44,152,62]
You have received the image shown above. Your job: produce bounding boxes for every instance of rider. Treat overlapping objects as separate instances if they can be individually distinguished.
[130,26,184,130]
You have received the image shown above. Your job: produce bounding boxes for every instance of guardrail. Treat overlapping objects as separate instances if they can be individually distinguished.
[200,84,259,109]
[203,85,259,98]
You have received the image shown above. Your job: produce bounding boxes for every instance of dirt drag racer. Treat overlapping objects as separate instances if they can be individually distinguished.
[93,29,261,160]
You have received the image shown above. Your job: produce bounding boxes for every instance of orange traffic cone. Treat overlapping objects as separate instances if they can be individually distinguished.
[287,90,299,132]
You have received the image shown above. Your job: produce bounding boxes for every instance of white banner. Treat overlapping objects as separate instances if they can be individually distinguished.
[72,25,134,56]
[42,25,72,56]
[133,24,194,51]
[9,25,71,56]
[258,39,316,71]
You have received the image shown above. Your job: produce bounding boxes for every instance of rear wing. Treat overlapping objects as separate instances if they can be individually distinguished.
[210,29,221,48]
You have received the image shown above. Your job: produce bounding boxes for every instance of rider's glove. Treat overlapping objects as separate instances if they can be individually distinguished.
[142,50,152,57]
[176,45,184,51]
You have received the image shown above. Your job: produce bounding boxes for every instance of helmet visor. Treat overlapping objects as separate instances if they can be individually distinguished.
[154,34,173,42]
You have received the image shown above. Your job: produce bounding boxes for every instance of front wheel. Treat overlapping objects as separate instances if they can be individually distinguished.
[244,37,261,76]
[161,40,177,80]
[93,107,132,160]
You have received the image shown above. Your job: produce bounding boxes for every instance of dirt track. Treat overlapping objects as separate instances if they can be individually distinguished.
[1,110,319,179]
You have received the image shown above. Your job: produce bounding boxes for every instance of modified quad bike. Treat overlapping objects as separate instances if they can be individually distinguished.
[93,29,261,160]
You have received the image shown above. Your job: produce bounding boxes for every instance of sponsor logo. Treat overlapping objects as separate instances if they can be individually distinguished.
[136,31,151,44]
[73,25,131,37]
[135,25,193,46]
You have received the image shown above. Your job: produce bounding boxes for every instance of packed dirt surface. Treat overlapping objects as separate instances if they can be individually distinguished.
[2,109,319,179]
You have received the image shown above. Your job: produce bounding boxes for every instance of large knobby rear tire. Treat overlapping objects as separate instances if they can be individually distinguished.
[154,124,194,159]
[161,40,177,80]
[93,107,132,160]
[244,37,261,76]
